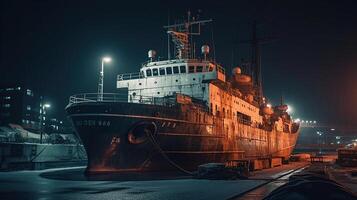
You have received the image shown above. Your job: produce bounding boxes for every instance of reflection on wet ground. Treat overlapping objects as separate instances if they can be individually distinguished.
[39,166,190,181]
[0,166,266,200]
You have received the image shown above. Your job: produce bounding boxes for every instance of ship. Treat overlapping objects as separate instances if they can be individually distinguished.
[66,15,300,174]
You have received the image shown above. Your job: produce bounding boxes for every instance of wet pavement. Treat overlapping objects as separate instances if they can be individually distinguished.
[0,162,307,200]
[0,166,265,200]
[235,165,308,199]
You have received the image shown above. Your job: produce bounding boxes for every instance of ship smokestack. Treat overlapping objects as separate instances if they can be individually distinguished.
[201,45,210,60]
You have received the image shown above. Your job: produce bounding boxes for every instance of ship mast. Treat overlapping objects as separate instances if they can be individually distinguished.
[251,21,263,105]
[241,21,275,105]
[164,12,212,60]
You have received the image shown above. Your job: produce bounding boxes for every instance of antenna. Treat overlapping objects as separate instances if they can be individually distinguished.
[167,9,171,60]
[164,12,212,59]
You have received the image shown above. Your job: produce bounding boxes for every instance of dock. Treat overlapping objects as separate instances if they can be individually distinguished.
[0,162,308,200]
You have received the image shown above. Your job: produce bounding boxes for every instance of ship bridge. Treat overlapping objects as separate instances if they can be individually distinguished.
[116,58,226,101]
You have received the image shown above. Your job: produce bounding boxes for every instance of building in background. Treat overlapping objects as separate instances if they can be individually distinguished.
[46,118,72,134]
[0,86,41,131]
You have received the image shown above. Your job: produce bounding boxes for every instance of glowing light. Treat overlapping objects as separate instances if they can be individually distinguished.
[330,128,335,131]
[266,104,272,108]
[103,57,111,62]
[294,118,301,123]
[43,104,51,108]
[313,121,316,124]
[286,104,293,113]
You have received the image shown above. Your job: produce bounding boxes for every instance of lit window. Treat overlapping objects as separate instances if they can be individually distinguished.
[159,68,165,75]
[189,66,195,73]
[26,89,33,96]
[166,67,172,75]
[4,96,11,100]
[27,105,31,111]
[173,66,179,74]
[180,65,186,73]
[3,104,10,108]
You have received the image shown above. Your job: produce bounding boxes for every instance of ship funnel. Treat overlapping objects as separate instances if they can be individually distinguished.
[148,50,157,62]
[201,45,210,60]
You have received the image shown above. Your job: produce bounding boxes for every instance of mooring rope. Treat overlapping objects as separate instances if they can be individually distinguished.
[145,122,195,175]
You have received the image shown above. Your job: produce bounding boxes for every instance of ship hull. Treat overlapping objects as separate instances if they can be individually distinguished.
[66,102,299,173]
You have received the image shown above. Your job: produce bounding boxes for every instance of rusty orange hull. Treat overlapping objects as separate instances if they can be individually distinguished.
[66,102,299,173]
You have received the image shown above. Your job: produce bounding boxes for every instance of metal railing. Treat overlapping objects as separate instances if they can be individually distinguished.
[117,72,144,81]
[68,93,177,107]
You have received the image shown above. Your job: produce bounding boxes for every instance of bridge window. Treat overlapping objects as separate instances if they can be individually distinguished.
[189,66,195,73]
[180,65,186,73]
[196,66,203,72]
[173,66,179,74]
[159,68,165,75]
[152,68,158,76]
[146,69,152,77]
[166,67,172,75]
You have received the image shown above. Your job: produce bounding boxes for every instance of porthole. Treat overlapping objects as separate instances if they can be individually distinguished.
[193,78,196,81]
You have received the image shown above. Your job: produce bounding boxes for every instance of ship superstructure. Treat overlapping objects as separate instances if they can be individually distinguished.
[66,15,299,173]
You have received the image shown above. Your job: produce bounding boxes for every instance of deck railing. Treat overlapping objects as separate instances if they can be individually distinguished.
[68,93,177,107]
[117,72,143,81]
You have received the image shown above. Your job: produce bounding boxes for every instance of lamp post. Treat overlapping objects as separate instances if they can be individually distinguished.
[40,103,50,144]
[317,131,323,155]
[98,57,111,101]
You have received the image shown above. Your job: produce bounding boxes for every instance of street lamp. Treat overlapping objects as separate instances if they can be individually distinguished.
[316,131,324,154]
[40,103,51,144]
[98,57,111,101]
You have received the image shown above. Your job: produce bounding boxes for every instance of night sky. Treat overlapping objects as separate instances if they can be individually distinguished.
[1,0,357,129]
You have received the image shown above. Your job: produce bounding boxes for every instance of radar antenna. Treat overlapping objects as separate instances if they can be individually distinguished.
[164,12,212,59]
